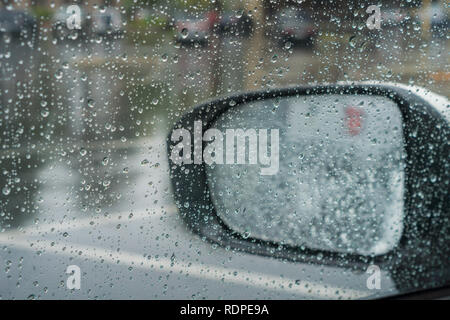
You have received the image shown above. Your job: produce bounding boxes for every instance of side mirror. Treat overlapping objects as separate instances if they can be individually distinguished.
[167,84,449,278]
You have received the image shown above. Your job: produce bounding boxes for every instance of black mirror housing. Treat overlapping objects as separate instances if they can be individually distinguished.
[167,83,449,288]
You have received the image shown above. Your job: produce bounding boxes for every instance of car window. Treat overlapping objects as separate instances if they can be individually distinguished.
[0,0,448,300]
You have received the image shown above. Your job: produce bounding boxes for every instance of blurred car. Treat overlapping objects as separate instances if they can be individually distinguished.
[92,7,123,38]
[429,2,448,39]
[381,8,409,28]
[218,11,253,37]
[272,7,316,47]
[173,12,216,46]
[52,5,88,41]
[0,9,36,40]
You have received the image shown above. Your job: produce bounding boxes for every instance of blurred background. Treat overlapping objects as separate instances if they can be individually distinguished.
[1,0,448,133]
[0,0,448,229]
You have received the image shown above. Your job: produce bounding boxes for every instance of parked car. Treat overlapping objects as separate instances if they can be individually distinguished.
[272,7,316,47]
[429,3,448,39]
[173,11,217,46]
[218,11,253,37]
[0,9,36,41]
[91,7,123,38]
[381,8,409,28]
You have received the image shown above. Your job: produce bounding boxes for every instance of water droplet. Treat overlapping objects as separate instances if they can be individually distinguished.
[2,186,11,195]
[87,99,95,108]
[55,69,63,79]
[41,109,49,117]
[181,28,189,39]
[79,148,87,156]
[349,35,357,48]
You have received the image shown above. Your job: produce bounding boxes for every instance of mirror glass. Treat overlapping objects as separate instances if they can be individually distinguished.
[205,94,405,256]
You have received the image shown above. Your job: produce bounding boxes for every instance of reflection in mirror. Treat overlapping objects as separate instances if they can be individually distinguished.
[206,94,405,256]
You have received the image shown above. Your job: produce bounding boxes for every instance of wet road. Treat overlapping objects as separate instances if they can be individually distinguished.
[0,133,393,299]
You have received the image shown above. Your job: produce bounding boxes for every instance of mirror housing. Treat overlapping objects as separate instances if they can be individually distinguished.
[167,84,449,277]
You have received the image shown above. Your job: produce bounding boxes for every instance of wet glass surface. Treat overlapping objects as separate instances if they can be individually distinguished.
[0,0,448,299]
